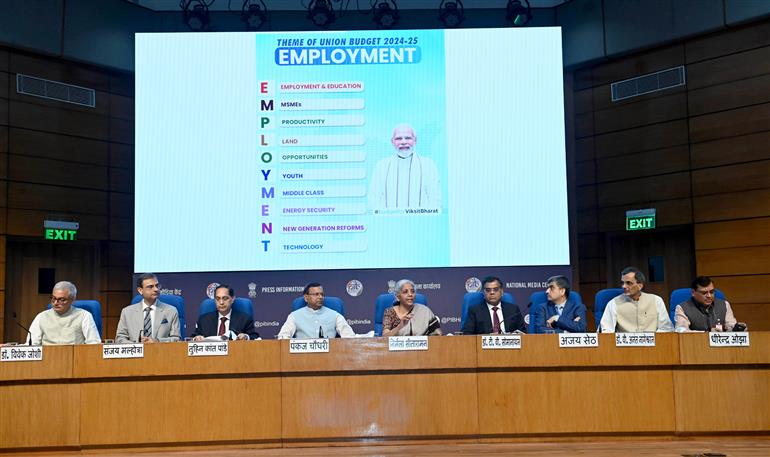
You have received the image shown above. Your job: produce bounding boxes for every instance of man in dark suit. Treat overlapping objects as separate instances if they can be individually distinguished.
[462,276,526,334]
[192,285,259,341]
[531,275,586,334]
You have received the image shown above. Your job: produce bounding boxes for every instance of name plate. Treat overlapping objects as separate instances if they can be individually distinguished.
[481,334,522,350]
[0,346,43,362]
[559,333,599,348]
[289,338,329,353]
[187,341,229,357]
[102,344,144,359]
[709,332,750,347]
[615,332,656,347]
[388,336,428,351]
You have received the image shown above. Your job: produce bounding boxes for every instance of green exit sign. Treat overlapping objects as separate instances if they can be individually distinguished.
[43,220,79,241]
[626,209,656,231]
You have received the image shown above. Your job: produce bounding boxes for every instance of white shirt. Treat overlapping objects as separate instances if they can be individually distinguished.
[276,308,356,339]
[486,302,506,333]
[369,152,441,209]
[28,307,101,345]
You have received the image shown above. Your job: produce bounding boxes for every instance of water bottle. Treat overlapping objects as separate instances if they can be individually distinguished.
[715,318,723,332]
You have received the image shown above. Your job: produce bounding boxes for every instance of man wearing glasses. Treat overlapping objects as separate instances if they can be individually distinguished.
[28,281,100,345]
[115,273,180,343]
[192,284,258,341]
[276,283,355,339]
[461,276,526,334]
[674,276,740,331]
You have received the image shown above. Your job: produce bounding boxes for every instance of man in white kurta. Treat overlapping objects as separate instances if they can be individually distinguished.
[28,281,100,345]
[369,124,441,210]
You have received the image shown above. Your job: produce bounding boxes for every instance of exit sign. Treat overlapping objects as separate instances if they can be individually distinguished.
[43,220,79,241]
[626,209,656,231]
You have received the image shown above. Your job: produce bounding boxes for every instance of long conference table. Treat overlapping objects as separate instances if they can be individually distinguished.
[0,333,768,452]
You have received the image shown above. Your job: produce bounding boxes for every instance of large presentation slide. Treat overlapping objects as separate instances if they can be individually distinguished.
[135,28,568,273]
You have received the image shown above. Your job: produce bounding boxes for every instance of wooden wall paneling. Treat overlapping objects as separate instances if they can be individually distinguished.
[8,182,108,215]
[701,274,770,304]
[109,217,133,241]
[9,128,109,166]
[695,218,770,250]
[686,45,770,90]
[104,265,132,291]
[109,117,133,145]
[578,233,605,259]
[9,52,110,93]
[574,88,594,114]
[109,142,133,168]
[281,372,478,440]
[109,73,134,98]
[674,370,769,432]
[109,93,133,120]
[0,49,7,71]
[593,93,688,135]
[575,137,594,162]
[79,378,282,446]
[9,100,109,141]
[576,185,596,210]
[0,71,8,99]
[593,119,689,158]
[109,165,133,194]
[8,155,109,191]
[592,45,685,87]
[105,240,132,267]
[103,290,132,316]
[693,188,770,222]
[597,198,693,232]
[691,159,770,196]
[579,257,604,283]
[573,68,593,91]
[575,112,594,138]
[575,160,595,186]
[593,83,685,113]
[0,98,7,126]
[478,370,675,435]
[577,208,598,234]
[691,130,770,169]
[5,209,108,239]
[689,103,770,143]
[696,246,770,276]
[596,172,691,207]
[685,21,770,64]
[0,384,80,448]
[0,126,7,153]
[595,145,690,183]
[688,74,770,117]
[729,303,770,331]
[109,191,133,218]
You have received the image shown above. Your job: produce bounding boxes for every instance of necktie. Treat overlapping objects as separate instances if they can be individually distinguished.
[218,317,227,336]
[143,307,152,338]
[492,306,501,334]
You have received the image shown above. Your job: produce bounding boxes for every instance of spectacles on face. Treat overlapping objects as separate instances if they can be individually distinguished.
[215,296,232,302]
[306,292,324,297]
[50,296,71,304]
[695,288,715,296]
[143,283,161,290]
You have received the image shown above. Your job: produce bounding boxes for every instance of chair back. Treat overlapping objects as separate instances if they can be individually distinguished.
[669,288,726,326]
[132,294,186,337]
[291,296,345,316]
[198,297,254,319]
[460,291,515,331]
[46,300,103,338]
[594,288,623,328]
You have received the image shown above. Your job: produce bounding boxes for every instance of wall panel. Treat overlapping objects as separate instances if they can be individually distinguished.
[691,130,770,169]
[688,73,770,117]
[593,93,687,135]
[593,119,688,158]
[685,21,770,63]
[595,145,689,183]
[686,45,770,89]
[692,188,770,222]
[9,128,108,165]
[691,159,770,196]
[696,246,770,277]
[9,154,109,190]
[689,103,770,143]
[694,218,770,250]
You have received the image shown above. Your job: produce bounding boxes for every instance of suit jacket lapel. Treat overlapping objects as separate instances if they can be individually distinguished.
[478,304,493,333]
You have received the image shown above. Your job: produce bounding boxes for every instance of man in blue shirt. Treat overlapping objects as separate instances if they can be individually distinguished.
[532,275,586,334]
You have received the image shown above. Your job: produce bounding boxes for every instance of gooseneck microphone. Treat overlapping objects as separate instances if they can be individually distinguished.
[12,312,32,344]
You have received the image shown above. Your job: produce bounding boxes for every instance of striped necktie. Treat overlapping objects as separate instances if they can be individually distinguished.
[143,307,152,338]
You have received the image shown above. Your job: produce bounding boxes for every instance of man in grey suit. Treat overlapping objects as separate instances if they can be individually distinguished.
[115,273,181,343]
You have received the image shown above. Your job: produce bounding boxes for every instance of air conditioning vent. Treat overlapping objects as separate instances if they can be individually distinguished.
[16,74,96,108]
[611,66,685,102]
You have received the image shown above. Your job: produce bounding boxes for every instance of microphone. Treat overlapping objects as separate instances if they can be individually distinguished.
[409,321,413,336]
[318,325,324,338]
[12,312,32,345]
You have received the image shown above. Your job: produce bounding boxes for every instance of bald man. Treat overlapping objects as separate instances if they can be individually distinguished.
[369,124,441,210]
